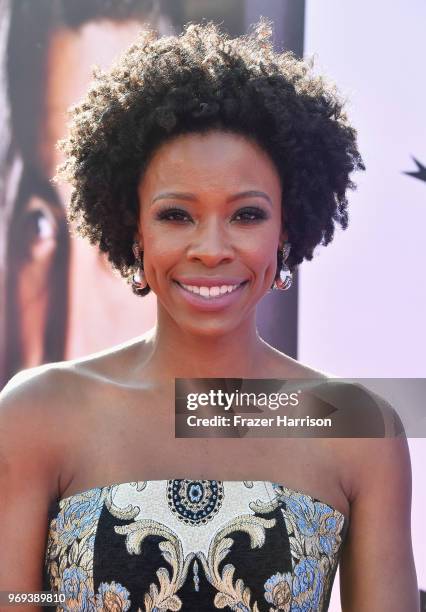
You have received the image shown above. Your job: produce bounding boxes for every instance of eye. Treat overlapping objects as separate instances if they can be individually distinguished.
[233,207,269,222]
[155,206,192,223]
[155,205,269,224]
[17,197,59,262]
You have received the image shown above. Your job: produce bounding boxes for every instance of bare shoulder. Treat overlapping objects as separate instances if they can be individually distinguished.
[0,359,107,506]
[0,332,155,489]
[1,362,72,423]
[318,382,408,506]
[61,331,154,382]
[0,360,91,423]
[0,335,146,441]
[1,330,154,412]
[0,361,87,428]
[269,352,409,507]
[0,364,73,505]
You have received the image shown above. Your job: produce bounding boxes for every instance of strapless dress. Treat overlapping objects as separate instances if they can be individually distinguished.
[43,479,349,611]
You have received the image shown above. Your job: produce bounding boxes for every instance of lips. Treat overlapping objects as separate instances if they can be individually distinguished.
[174,278,248,298]
[173,277,248,287]
[172,277,248,310]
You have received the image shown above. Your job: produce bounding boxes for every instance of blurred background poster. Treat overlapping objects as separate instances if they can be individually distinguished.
[0,1,424,609]
[0,0,302,388]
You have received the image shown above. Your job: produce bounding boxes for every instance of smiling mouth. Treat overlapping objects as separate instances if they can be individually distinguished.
[174,280,248,299]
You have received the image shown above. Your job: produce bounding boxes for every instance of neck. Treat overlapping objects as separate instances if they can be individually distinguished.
[140,300,274,379]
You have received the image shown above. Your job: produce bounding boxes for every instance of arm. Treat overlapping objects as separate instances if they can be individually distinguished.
[0,368,61,612]
[339,433,419,611]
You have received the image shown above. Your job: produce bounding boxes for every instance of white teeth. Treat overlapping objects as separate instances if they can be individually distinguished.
[179,282,243,298]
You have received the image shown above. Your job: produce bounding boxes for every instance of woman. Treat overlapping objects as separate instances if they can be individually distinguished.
[0,20,418,612]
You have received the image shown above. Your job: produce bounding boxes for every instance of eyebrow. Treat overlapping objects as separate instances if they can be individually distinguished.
[151,190,272,206]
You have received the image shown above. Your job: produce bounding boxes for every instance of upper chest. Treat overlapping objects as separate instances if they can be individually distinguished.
[56,380,351,520]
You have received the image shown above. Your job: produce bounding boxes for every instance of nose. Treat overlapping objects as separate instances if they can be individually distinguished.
[186,217,234,267]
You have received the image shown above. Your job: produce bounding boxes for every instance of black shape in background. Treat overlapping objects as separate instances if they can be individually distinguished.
[403,156,426,183]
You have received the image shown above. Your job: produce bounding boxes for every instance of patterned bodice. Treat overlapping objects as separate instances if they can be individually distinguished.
[43,479,349,611]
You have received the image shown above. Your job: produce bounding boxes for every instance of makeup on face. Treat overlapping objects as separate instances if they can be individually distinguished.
[137,130,285,320]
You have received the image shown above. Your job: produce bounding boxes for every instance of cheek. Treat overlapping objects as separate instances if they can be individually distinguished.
[144,230,184,259]
[237,240,278,290]
[244,230,279,265]
[140,228,184,282]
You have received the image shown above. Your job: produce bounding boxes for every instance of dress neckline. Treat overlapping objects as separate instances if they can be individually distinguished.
[55,478,349,523]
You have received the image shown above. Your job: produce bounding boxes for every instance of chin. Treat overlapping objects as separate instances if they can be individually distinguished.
[178,316,242,339]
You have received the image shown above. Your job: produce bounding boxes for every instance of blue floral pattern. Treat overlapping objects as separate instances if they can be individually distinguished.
[263,484,347,611]
[45,487,113,611]
[95,581,131,611]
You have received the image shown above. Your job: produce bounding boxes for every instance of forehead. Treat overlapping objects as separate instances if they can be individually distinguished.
[139,130,282,195]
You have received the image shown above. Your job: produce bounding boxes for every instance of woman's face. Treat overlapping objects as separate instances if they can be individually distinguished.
[137,130,286,337]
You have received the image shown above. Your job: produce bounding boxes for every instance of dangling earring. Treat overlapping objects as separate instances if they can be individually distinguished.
[273,241,293,291]
[132,241,148,292]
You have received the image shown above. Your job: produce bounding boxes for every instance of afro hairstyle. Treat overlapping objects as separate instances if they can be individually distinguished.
[57,19,365,296]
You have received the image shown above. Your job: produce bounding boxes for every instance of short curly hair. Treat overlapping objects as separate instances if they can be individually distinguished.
[57,19,365,297]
